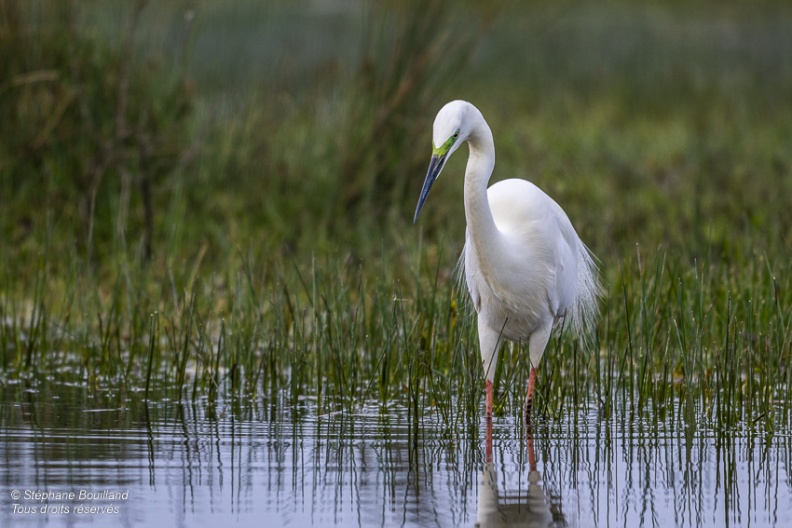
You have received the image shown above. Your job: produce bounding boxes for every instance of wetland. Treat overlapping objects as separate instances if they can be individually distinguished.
[2,1,792,526]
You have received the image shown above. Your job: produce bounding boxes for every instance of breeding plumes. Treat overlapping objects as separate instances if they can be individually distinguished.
[413,100,601,421]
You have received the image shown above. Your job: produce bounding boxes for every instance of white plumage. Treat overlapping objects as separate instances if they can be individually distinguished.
[413,100,601,421]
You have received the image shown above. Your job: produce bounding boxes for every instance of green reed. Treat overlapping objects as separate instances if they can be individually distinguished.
[1,225,791,433]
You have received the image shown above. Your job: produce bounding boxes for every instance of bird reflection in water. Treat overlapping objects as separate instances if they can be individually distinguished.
[476,419,567,527]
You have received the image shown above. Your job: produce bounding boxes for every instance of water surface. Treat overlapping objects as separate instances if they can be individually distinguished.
[1,383,790,527]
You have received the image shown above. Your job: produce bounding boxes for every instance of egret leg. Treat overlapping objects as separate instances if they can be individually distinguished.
[485,380,494,418]
[478,319,503,419]
[524,367,537,423]
[524,325,551,423]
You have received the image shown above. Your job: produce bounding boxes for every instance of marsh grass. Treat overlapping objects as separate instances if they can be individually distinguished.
[2,0,792,433]
[2,238,791,433]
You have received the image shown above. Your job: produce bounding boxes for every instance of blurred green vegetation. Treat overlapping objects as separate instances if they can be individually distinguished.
[1,0,792,424]
[0,0,193,265]
[3,0,790,271]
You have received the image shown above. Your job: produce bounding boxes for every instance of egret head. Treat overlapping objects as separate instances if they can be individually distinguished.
[413,100,472,223]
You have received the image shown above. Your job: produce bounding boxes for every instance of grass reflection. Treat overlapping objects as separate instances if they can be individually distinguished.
[0,391,790,526]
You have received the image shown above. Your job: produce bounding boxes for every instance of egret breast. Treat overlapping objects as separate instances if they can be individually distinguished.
[464,178,580,340]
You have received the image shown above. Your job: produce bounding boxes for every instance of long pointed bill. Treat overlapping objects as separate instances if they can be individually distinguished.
[413,153,446,223]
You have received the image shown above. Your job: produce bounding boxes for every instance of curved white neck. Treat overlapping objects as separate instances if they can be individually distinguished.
[463,114,503,260]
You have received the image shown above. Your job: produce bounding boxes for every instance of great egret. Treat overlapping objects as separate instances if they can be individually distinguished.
[413,100,601,421]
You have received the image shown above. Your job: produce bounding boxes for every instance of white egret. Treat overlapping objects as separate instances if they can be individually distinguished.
[413,100,601,421]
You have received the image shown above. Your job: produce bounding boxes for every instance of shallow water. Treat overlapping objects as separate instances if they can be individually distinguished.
[1,384,791,527]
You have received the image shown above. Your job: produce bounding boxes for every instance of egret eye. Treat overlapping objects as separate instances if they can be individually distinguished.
[452,129,460,139]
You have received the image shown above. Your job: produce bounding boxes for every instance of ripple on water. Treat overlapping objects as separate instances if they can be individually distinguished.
[1,391,791,527]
